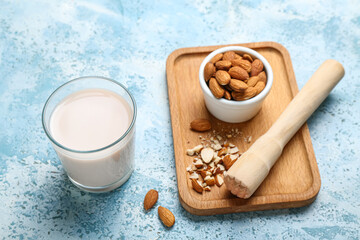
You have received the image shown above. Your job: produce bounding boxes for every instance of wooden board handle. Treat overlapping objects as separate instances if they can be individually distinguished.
[225,59,345,198]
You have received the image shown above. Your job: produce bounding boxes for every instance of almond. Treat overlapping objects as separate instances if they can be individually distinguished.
[223,155,236,170]
[210,53,223,63]
[205,177,215,186]
[158,206,175,227]
[251,59,264,76]
[215,175,224,187]
[254,81,266,94]
[198,170,208,179]
[190,119,211,132]
[214,166,223,175]
[144,189,158,210]
[201,147,214,163]
[234,53,242,59]
[194,160,204,168]
[242,54,253,62]
[231,87,257,100]
[191,179,203,193]
[258,71,267,84]
[215,60,232,70]
[247,76,260,87]
[228,66,249,81]
[229,79,248,92]
[224,90,231,100]
[223,51,236,61]
[215,70,231,85]
[218,147,228,156]
[204,62,216,82]
[209,78,225,98]
[231,59,252,73]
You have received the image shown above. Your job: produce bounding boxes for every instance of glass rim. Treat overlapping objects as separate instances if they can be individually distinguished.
[41,76,137,154]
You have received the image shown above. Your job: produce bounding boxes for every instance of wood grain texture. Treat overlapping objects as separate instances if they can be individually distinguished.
[166,42,321,215]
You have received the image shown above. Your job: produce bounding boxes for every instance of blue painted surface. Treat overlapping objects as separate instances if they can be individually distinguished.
[0,0,359,239]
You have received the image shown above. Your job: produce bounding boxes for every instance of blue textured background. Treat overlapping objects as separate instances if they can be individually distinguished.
[0,0,359,239]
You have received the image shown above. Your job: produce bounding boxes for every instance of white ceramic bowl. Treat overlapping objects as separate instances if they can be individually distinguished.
[199,46,273,123]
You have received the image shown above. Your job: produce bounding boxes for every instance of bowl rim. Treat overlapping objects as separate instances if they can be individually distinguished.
[199,46,273,106]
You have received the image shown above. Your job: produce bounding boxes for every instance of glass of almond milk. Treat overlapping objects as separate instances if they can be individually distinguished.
[42,76,136,192]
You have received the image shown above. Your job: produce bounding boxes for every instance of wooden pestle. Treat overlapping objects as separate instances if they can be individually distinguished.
[224,59,345,198]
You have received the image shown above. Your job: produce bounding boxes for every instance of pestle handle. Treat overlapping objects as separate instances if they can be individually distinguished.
[266,59,345,148]
[224,59,345,198]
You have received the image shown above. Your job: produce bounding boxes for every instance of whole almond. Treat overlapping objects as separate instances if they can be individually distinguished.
[251,59,264,76]
[232,87,257,100]
[231,59,252,73]
[243,54,253,62]
[228,66,249,81]
[258,71,267,83]
[224,90,231,100]
[190,119,211,132]
[247,76,260,87]
[158,206,175,227]
[229,79,248,92]
[204,62,216,81]
[223,51,236,61]
[234,53,242,59]
[210,53,223,63]
[209,78,225,98]
[215,70,231,85]
[144,189,158,210]
[254,81,266,94]
[215,60,232,70]
[191,179,203,193]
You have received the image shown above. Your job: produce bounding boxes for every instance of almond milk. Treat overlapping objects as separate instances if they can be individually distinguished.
[49,88,135,191]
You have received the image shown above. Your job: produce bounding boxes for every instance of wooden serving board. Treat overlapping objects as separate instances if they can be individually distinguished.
[166,42,321,215]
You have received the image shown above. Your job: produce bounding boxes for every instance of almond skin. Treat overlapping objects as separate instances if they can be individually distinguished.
[158,206,175,227]
[254,81,266,94]
[204,62,216,82]
[229,79,248,92]
[210,53,223,63]
[251,59,264,76]
[215,70,231,85]
[205,178,215,186]
[190,119,211,132]
[222,51,237,61]
[231,87,257,101]
[231,59,252,73]
[258,71,267,84]
[215,60,232,70]
[224,90,231,100]
[223,155,236,170]
[144,189,159,210]
[209,78,225,98]
[247,76,260,87]
[242,54,253,62]
[234,53,242,59]
[228,66,249,81]
[191,179,203,193]
[218,147,228,156]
